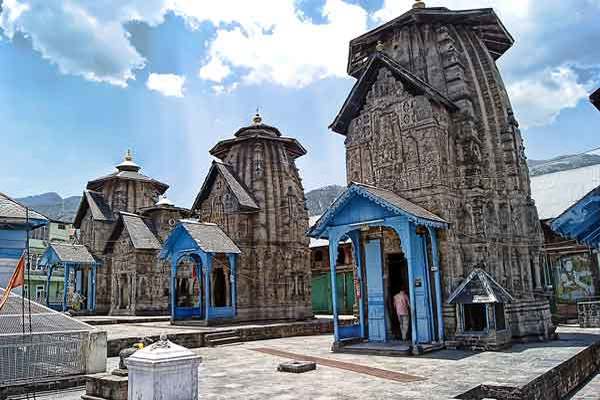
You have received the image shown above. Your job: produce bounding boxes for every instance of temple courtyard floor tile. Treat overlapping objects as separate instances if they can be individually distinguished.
[31,326,600,400]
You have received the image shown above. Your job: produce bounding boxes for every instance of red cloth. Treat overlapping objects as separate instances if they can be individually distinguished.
[0,254,25,311]
[393,291,410,316]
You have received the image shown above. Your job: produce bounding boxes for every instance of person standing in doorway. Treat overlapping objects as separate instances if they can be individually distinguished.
[393,289,410,341]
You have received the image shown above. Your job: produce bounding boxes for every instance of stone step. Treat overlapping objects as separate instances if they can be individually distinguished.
[204,330,238,341]
[206,336,243,347]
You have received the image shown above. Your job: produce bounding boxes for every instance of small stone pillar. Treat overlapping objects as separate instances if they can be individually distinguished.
[127,334,202,400]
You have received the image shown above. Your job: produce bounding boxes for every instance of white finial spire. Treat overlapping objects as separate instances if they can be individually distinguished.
[156,195,175,207]
[116,149,141,172]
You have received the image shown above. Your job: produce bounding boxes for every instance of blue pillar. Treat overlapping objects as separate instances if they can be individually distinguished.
[228,253,237,316]
[62,263,69,312]
[195,257,202,314]
[170,258,177,322]
[204,253,212,322]
[328,231,341,341]
[348,230,365,339]
[419,233,436,340]
[46,265,53,307]
[91,264,97,313]
[427,226,445,342]
[397,223,418,346]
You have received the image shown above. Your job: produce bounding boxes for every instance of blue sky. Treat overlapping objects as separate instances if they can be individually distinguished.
[1,0,599,207]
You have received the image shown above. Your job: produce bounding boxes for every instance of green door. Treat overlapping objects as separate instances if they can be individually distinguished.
[312,271,356,315]
[311,274,331,314]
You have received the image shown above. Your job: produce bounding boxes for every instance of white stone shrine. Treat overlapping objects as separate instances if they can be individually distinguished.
[127,334,201,400]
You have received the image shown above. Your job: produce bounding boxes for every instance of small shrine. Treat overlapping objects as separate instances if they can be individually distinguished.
[159,220,240,324]
[446,267,514,350]
[39,242,99,313]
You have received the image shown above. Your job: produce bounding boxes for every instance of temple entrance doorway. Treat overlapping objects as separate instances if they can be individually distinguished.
[175,256,203,319]
[387,253,410,341]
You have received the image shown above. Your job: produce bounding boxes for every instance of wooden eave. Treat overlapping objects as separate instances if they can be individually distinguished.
[347,7,514,77]
[210,135,307,160]
[330,52,459,135]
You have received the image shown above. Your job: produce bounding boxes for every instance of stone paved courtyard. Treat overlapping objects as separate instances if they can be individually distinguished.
[25,326,600,400]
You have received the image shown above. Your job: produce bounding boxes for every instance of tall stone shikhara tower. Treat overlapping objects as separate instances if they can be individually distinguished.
[191,114,312,321]
[331,2,544,303]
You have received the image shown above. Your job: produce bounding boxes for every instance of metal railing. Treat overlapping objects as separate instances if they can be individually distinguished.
[0,331,87,386]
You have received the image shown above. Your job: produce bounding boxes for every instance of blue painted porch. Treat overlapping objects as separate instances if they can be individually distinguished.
[307,183,447,354]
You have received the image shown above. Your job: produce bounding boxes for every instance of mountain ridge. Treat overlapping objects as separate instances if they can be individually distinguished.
[14,153,600,221]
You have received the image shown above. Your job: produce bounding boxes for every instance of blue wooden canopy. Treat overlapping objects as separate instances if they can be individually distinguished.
[308,182,448,239]
[39,243,99,312]
[159,220,240,322]
[551,185,600,248]
[307,182,448,346]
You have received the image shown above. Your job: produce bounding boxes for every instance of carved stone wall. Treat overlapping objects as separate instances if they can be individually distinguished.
[78,208,114,314]
[108,227,170,315]
[345,21,543,308]
[194,125,313,321]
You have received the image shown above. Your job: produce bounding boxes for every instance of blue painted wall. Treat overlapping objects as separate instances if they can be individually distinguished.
[0,229,27,287]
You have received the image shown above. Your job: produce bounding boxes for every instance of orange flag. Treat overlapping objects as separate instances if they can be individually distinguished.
[0,254,26,312]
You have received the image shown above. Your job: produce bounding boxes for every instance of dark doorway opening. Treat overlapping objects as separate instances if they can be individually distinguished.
[463,303,487,332]
[213,267,227,307]
[387,253,410,340]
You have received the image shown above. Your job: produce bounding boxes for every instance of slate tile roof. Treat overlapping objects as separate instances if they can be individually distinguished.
[85,191,114,222]
[308,182,447,238]
[182,220,241,254]
[0,288,96,333]
[192,161,259,211]
[0,192,47,221]
[355,183,447,224]
[49,243,96,264]
[448,267,514,304]
[120,212,161,250]
[330,52,458,135]
[215,162,259,210]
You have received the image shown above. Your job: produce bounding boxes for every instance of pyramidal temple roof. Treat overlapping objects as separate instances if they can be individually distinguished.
[210,114,307,160]
[448,268,514,304]
[347,6,513,77]
[86,150,168,194]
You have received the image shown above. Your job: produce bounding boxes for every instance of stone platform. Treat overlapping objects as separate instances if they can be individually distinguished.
[89,316,355,357]
[28,326,600,400]
[335,340,444,356]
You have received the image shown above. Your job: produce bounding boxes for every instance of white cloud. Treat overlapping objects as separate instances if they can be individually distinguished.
[181,0,369,88]
[507,66,591,128]
[374,0,531,24]
[199,58,231,82]
[0,0,368,90]
[1,0,598,135]
[0,0,168,87]
[146,73,185,97]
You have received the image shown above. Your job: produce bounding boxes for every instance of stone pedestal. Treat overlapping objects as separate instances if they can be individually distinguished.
[81,373,128,400]
[127,335,202,400]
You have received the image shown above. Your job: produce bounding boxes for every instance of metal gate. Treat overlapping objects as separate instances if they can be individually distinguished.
[0,331,87,386]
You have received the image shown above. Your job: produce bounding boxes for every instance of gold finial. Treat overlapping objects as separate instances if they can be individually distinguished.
[413,1,426,9]
[375,40,384,52]
[252,108,262,125]
[124,149,133,161]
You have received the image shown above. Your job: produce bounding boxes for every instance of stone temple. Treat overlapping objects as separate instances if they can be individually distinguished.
[74,151,189,315]
[310,1,553,351]
[190,113,313,321]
